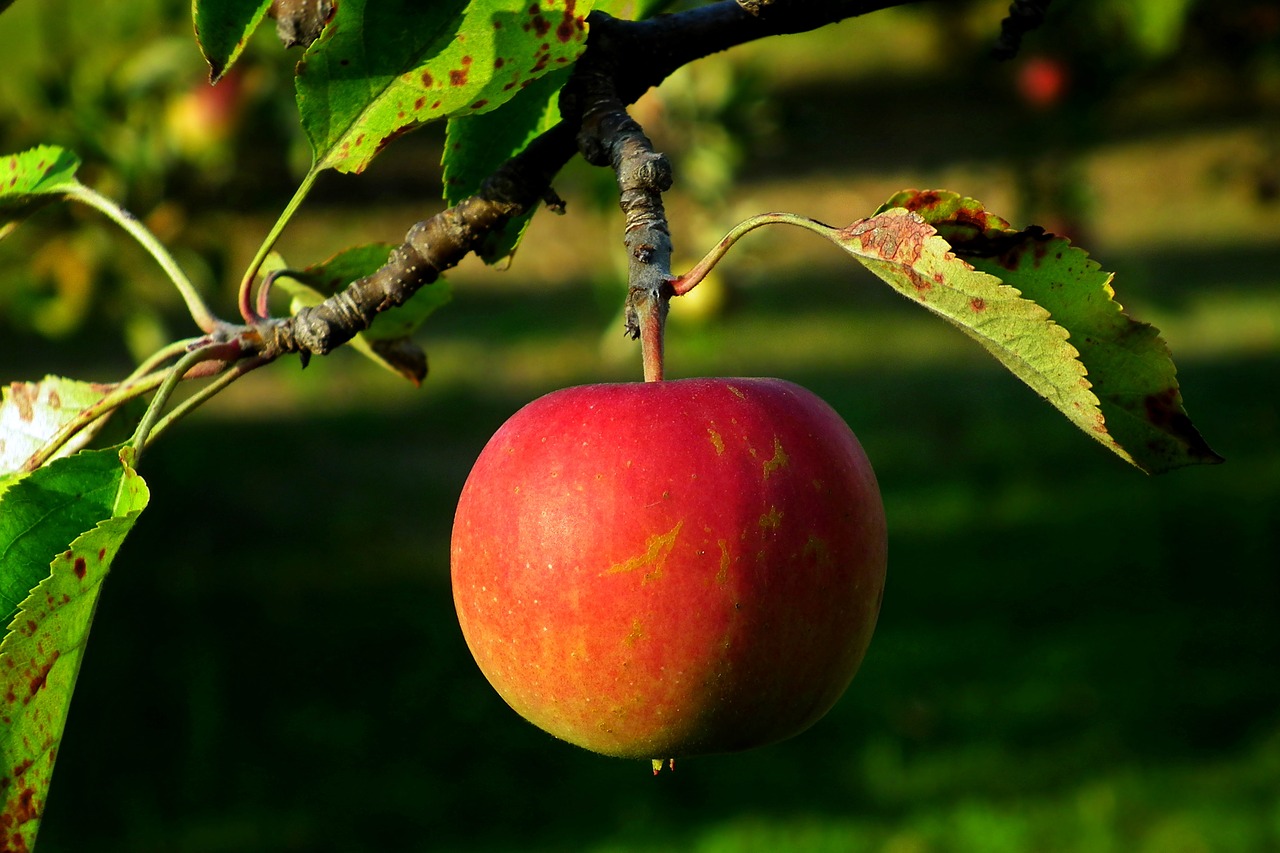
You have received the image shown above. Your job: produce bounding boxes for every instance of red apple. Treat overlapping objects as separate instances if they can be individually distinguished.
[450,377,887,764]
[164,70,247,164]
[1016,55,1070,110]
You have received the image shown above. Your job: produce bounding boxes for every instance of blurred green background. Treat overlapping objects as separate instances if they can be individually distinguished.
[3,0,1280,851]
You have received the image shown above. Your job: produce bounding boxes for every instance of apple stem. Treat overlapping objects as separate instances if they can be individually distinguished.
[671,212,835,296]
[637,290,667,382]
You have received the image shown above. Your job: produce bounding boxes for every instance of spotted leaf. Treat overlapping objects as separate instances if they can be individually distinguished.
[297,0,593,174]
[818,205,1105,459]
[0,376,118,477]
[882,190,1221,473]
[1,146,82,235]
[0,447,149,853]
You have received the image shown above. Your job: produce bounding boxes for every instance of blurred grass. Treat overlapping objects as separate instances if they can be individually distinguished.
[2,1,1279,851]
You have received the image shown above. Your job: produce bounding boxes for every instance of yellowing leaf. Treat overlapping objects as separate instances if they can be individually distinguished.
[883,190,1222,473]
[819,206,1105,452]
[0,376,117,477]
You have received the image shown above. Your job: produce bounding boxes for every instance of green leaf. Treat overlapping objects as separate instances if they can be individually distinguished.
[297,0,593,174]
[193,0,273,83]
[882,190,1222,474]
[0,447,148,852]
[1,376,117,476]
[0,448,130,626]
[0,146,83,230]
[275,244,452,384]
[442,67,568,264]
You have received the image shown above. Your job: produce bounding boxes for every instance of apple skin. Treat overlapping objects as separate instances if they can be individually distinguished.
[450,377,887,761]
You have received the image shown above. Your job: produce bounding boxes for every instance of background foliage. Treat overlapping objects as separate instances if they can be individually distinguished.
[1,0,1278,850]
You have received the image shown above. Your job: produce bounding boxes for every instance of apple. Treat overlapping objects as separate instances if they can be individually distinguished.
[450,377,887,765]
[1016,55,1070,110]
[164,69,247,165]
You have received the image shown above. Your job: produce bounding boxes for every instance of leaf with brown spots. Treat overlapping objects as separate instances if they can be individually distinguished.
[814,206,1106,462]
[296,0,594,175]
[0,376,118,477]
[0,448,132,630]
[0,447,148,852]
[272,244,451,384]
[0,147,83,235]
[883,190,1222,473]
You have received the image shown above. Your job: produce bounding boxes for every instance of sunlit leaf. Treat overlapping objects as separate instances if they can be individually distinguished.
[0,376,117,476]
[882,190,1222,473]
[193,0,273,82]
[0,447,148,852]
[297,0,593,174]
[0,146,82,229]
[0,448,130,626]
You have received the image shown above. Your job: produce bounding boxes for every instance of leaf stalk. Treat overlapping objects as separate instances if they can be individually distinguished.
[60,183,218,333]
[238,168,319,322]
[672,212,832,296]
[129,342,242,461]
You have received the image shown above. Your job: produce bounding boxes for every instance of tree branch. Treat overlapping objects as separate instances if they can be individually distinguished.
[588,0,936,105]
[992,0,1053,60]
[260,0,942,363]
[262,122,577,360]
